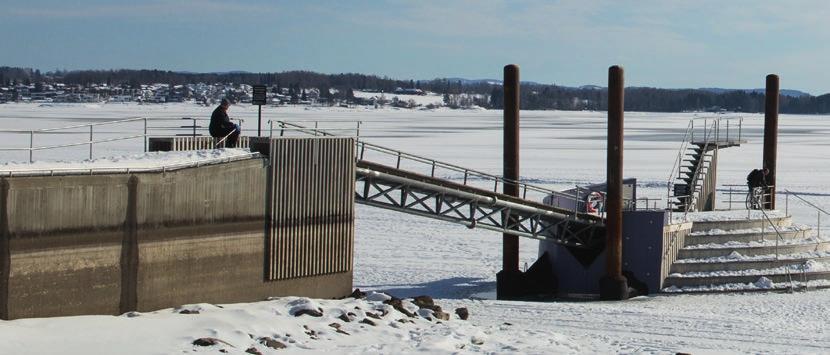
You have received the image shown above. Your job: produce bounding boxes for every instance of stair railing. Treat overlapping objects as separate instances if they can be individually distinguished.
[667,116,744,216]
[755,205,798,292]
[679,119,718,215]
[666,120,694,215]
[783,189,830,252]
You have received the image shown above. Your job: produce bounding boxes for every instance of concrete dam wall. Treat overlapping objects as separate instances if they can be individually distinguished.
[0,138,355,319]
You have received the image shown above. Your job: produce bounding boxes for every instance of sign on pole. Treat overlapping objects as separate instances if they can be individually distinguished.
[252,85,267,105]
[252,85,267,136]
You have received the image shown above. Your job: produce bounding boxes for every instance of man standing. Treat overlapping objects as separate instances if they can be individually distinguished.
[210,98,240,148]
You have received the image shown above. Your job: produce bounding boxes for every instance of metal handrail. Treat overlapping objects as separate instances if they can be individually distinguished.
[0,117,146,133]
[0,134,146,152]
[783,189,830,246]
[666,120,694,212]
[0,116,254,162]
[785,189,830,216]
[755,205,798,291]
[273,120,586,209]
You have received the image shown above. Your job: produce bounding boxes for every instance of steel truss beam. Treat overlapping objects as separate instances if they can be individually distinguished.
[356,167,605,248]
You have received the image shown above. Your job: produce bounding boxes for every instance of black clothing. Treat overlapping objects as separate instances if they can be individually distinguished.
[209,105,239,148]
[746,169,767,189]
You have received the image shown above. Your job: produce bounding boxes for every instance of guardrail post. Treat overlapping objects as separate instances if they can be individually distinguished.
[763,74,779,209]
[89,125,93,160]
[29,131,33,163]
[739,117,743,142]
[143,118,148,152]
[601,65,629,300]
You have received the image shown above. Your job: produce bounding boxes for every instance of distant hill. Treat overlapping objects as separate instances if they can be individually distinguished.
[442,78,544,86]
[699,87,810,97]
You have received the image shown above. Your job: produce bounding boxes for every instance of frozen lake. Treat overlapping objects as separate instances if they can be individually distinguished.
[1,103,829,353]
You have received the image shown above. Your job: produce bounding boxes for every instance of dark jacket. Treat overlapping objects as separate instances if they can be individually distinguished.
[209,105,235,137]
[747,169,767,188]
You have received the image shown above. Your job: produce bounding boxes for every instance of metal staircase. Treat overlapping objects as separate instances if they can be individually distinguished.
[668,116,745,212]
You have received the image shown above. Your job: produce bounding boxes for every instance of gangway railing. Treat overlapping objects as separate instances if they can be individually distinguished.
[271,120,606,248]
[273,120,587,210]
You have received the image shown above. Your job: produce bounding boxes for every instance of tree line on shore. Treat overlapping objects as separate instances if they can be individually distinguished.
[2,66,829,113]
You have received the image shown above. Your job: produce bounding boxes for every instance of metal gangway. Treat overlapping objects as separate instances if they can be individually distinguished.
[274,121,606,249]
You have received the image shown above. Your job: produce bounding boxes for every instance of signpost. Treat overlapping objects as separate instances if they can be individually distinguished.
[252,84,267,136]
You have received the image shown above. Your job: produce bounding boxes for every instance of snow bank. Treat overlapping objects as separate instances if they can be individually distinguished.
[0,149,255,174]
[0,293,578,355]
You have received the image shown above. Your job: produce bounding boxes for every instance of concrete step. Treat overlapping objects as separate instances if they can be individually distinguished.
[664,264,830,289]
[685,211,791,233]
[670,253,830,274]
[684,225,811,246]
[662,273,830,292]
[679,239,830,259]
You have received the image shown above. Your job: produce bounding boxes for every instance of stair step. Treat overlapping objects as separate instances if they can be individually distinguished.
[679,238,828,258]
[663,261,830,288]
[662,274,830,293]
[670,253,830,273]
[685,225,811,245]
[679,210,791,232]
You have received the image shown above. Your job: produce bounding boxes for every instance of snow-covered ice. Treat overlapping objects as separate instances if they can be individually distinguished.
[1,103,830,354]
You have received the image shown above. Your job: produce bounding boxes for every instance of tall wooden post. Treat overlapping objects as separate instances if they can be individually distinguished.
[503,64,520,272]
[496,64,522,300]
[600,65,629,300]
[763,74,779,209]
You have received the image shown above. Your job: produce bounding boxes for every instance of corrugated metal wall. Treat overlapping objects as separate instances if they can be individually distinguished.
[171,136,250,150]
[267,138,355,280]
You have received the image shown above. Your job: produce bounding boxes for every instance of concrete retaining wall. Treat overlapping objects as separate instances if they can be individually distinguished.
[0,154,353,320]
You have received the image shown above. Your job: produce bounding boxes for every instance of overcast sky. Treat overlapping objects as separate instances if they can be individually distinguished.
[3,0,830,94]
